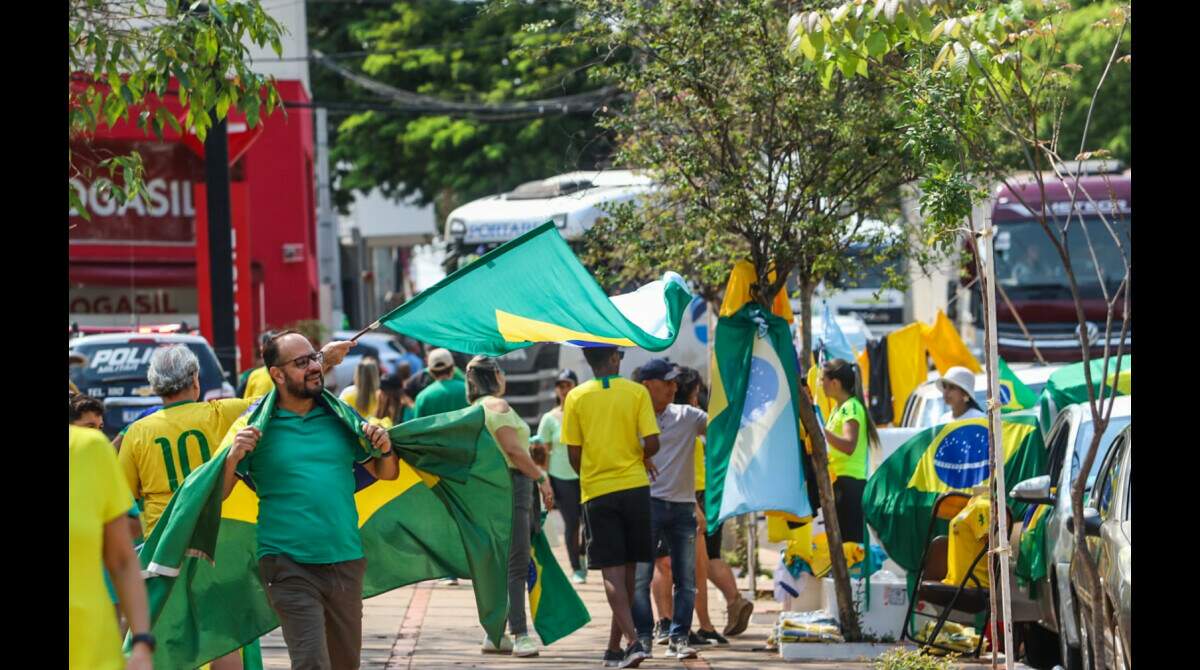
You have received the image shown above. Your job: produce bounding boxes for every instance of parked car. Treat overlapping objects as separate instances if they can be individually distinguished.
[68,333,234,439]
[899,363,1060,429]
[1068,424,1131,670]
[327,330,415,394]
[1011,396,1131,669]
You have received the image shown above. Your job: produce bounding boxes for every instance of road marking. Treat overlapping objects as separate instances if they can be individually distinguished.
[385,583,432,669]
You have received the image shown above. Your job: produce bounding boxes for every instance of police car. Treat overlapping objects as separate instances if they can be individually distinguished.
[69,332,235,438]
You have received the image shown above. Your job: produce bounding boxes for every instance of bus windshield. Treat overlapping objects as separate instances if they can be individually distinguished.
[994,216,1130,295]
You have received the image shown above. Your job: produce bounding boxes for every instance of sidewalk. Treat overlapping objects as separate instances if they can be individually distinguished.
[258,522,1028,669]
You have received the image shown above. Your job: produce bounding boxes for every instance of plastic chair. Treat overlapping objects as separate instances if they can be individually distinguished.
[900,491,1012,658]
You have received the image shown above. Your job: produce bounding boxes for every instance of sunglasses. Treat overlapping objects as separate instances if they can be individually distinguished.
[277,351,325,370]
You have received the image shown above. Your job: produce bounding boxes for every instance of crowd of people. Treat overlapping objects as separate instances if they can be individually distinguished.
[70,325,925,670]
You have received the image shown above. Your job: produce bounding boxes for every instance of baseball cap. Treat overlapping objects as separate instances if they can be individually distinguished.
[935,366,976,396]
[636,358,680,382]
[556,368,580,385]
[426,348,455,372]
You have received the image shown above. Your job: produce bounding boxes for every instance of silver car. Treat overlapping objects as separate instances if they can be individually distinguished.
[1069,424,1131,670]
[1011,396,1131,669]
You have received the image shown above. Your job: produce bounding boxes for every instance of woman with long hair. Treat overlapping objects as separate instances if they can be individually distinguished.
[339,357,381,418]
[372,371,415,429]
[466,355,555,658]
[819,358,880,544]
[536,368,587,584]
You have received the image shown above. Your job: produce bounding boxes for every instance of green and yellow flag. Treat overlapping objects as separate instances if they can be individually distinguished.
[135,390,513,668]
[864,414,1046,572]
[371,222,693,355]
[527,513,591,645]
[1036,355,1130,435]
[996,358,1039,413]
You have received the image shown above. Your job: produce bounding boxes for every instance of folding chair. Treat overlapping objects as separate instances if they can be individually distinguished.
[900,491,1012,658]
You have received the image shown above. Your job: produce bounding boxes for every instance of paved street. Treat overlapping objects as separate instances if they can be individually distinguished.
[258,514,1028,670]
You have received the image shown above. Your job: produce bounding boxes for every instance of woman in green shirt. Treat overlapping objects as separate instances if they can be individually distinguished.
[466,356,555,658]
[819,358,879,544]
[538,368,587,584]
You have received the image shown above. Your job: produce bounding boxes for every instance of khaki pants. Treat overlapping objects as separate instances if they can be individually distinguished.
[259,554,367,670]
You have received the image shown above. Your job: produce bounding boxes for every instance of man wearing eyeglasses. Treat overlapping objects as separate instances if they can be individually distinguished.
[221,330,399,670]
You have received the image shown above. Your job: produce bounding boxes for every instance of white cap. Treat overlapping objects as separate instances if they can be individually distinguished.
[936,366,976,396]
[427,348,455,373]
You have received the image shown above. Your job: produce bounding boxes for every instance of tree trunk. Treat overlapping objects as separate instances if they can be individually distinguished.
[794,276,861,640]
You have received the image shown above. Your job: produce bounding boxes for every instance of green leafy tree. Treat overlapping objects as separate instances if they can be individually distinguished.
[316,0,618,221]
[790,2,1130,665]
[565,0,922,639]
[69,0,284,217]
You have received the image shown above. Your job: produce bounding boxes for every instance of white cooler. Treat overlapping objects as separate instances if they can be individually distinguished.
[821,571,909,641]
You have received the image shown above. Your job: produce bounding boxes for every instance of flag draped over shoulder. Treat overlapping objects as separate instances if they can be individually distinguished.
[1037,355,1130,435]
[136,390,513,668]
[374,222,693,355]
[863,414,1046,572]
[705,303,812,532]
[527,513,590,645]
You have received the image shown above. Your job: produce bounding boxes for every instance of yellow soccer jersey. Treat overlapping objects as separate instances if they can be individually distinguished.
[118,398,252,535]
[243,366,274,400]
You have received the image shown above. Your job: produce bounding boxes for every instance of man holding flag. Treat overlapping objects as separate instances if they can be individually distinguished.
[221,330,399,670]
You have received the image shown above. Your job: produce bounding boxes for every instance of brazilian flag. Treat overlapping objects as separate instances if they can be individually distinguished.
[1015,503,1052,595]
[372,222,693,355]
[1036,355,1130,435]
[997,358,1039,413]
[864,415,1046,572]
[527,513,591,645]
[134,390,513,668]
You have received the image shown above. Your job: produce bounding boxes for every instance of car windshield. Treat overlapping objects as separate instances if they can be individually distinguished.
[994,216,1130,295]
[69,341,224,389]
[1070,415,1132,491]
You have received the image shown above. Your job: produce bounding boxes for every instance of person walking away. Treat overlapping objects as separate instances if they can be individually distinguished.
[819,358,880,545]
[412,348,469,418]
[221,330,397,670]
[563,346,661,669]
[465,356,556,657]
[339,357,381,418]
[631,359,705,660]
[537,368,588,584]
[242,331,279,400]
[70,424,154,670]
[372,372,415,429]
[935,366,986,424]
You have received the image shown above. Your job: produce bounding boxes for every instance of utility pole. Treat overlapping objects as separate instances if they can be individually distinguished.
[315,108,344,331]
[204,113,237,379]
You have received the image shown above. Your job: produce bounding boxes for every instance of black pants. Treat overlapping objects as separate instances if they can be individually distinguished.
[833,476,867,544]
[258,554,367,670]
[550,476,585,571]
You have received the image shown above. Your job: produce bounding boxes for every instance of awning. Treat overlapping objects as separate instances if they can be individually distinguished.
[69,263,196,287]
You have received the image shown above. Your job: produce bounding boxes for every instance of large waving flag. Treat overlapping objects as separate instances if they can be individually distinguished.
[372,222,693,355]
[1037,355,1130,435]
[996,357,1039,413]
[527,513,591,645]
[705,303,812,531]
[863,414,1046,572]
[136,391,513,668]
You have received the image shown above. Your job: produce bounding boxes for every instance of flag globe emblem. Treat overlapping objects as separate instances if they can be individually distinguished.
[932,423,991,489]
[740,356,779,427]
[998,381,1014,407]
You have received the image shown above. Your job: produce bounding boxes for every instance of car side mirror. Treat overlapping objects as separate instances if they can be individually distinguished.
[1011,475,1056,506]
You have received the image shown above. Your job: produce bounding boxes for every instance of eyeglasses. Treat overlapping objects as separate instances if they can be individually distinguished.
[280,351,324,370]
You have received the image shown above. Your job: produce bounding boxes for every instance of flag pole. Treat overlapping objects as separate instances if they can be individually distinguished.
[348,320,382,343]
[978,207,1015,670]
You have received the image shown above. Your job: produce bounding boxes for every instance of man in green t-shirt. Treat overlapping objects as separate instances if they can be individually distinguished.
[221,330,399,670]
[412,348,469,418]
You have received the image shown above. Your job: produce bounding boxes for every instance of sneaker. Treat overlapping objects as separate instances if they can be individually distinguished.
[572,569,588,584]
[512,634,540,658]
[618,641,648,669]
[481,634,513,654]
[694,628,729,645]
[602,649,623,667]
[654,618,672,645]
[638,638,653,659]
[723,596,754,636]
[668,638,699,660]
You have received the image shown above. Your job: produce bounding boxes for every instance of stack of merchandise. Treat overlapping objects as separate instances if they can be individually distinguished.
[914,621,987,655]
[768,610,846,648]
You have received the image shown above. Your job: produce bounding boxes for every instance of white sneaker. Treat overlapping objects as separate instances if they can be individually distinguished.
[512,634,540,658]
[481,634,513,654]
[571,569,588,584]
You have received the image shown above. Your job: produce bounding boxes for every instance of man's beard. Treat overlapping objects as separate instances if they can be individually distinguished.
[284,371,324,399]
